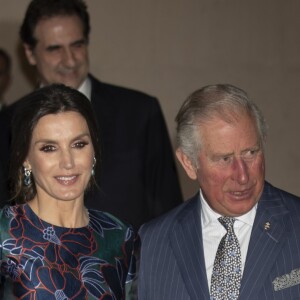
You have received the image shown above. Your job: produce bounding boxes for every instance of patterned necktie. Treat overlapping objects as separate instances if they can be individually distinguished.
[210,217,242,300]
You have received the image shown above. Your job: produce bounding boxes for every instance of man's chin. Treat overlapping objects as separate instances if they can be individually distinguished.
[45,77,83,90]
[224,199,257,216]
[57,80,80,89]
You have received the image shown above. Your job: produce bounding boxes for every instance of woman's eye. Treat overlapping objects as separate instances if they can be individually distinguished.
[73,141,88,149]
[40,145,56,152]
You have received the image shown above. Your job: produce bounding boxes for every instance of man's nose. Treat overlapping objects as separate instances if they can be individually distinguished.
[231,157,249,184]
[62,48,76,67]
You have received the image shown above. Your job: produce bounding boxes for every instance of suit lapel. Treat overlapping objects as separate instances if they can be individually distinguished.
[89,75,117,148]
[239,182,291,299]
[169,194,210,299]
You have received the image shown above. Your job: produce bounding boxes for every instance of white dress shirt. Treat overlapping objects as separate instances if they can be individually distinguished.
[78,77,92,101]
[41,77,92,101]
[200,189,257,291]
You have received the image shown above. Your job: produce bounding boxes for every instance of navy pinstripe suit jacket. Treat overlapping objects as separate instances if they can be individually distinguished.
[138,181,300,299]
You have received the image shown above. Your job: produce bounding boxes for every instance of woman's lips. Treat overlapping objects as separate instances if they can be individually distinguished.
[55,175,78,185]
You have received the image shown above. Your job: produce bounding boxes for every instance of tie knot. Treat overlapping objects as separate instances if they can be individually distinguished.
[218,216,235,231]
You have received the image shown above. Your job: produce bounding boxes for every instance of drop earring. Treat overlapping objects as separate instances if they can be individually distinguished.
[24,167,32,186]
[91,157,96,176]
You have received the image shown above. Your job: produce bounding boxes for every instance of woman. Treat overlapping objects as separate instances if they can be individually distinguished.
[0,84,136,299]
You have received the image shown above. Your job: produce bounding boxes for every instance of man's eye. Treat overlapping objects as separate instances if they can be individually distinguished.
[40,145,55,152]
[72,41,87,49]
[74,42,84,48]
[212,155,232,164]
[244,149,259,159]
[46,46,61,52]
[222,156,231,162]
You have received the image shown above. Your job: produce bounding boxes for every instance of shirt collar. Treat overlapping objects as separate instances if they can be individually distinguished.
[78,77,91,101]
[200,188,257,228]
[39,77,91,101]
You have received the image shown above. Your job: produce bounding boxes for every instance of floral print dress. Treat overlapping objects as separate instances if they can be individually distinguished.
[0,204,136,299]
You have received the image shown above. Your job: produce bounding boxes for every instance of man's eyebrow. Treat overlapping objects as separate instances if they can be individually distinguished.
[210,145,261,158]
[210,152,234,160]
[45,38,87,51]
[71,38,87,46]
[45,44,61,51]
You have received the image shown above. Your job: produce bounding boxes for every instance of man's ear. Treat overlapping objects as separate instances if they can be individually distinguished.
[176,148,197,180]
[23,43,37,66]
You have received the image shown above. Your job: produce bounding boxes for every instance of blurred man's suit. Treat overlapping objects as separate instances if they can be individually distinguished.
[0,74,182,229]
[138,182,300,299]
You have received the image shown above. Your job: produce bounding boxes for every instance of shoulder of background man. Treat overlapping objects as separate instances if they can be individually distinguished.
[0,99,21,180]
[0,100,21,150]
[88,73,161,109]
[0,99,19,125]
[139,193,199,239]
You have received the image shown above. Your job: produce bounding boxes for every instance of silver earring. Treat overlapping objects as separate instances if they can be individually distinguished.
[91,157,96,176]
[24,167,32,186]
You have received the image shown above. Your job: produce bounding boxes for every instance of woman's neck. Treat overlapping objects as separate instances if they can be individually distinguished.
[28,196,89,228]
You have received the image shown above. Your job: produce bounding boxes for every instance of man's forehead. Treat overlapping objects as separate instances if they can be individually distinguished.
[34,14,85,38]
[199,115,259,146]
[209,108,249,123]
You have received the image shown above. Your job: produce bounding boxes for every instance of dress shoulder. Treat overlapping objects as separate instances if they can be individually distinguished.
[0,205,136,299]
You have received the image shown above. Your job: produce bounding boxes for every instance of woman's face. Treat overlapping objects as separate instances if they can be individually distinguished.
[24,111,94,203]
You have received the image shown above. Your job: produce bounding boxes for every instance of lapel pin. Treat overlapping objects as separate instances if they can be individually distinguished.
[264,221,271,231]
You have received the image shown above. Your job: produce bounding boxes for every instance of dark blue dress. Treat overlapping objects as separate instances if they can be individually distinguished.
[0,204,136,299]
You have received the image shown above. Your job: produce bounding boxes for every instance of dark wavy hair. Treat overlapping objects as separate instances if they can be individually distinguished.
[20,0,90,48]
[9,84,100,203]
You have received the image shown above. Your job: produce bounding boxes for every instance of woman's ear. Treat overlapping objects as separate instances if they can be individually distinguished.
[175,148,198,180]
[23,160,31,170]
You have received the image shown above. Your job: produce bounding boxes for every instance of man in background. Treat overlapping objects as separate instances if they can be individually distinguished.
[138,84,300,299]
[0,48,11,202]
[0,0,182,229]
[0,48,11,110]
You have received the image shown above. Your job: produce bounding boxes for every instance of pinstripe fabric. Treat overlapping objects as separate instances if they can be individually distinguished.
[138,194,210,300]
[239,182,300,299]
[138,182,300,300]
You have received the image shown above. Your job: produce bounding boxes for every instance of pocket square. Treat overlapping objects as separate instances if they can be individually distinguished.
[272,268,300,291]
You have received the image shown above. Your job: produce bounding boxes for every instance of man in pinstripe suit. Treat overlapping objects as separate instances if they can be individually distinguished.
[138,84,300,299]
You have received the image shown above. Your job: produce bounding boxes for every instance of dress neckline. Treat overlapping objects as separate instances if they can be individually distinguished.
[22,203,90,230]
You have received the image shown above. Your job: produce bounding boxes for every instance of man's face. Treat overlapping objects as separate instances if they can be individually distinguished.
[177,113,265,217]
[24,15,89,89]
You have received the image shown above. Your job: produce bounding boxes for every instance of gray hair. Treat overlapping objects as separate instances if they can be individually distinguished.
[175,84,267,167]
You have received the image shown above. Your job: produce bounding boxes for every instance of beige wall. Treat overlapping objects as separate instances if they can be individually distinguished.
[0,0,299,199]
